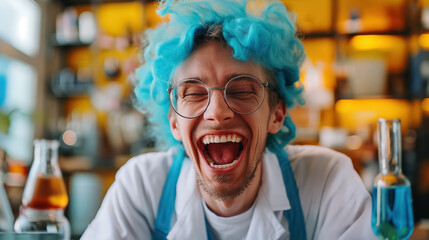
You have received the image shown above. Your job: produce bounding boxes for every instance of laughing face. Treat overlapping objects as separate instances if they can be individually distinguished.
[169,41,286,209]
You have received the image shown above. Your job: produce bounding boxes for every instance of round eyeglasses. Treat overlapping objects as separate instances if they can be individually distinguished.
[167,74,276,119]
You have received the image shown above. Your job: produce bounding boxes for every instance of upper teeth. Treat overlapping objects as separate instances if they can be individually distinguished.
[202,134,243,145]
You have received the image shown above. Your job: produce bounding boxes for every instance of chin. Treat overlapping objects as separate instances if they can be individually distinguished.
[195,156,258,201]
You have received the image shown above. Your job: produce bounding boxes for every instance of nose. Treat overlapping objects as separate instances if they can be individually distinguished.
[203,89,234,122]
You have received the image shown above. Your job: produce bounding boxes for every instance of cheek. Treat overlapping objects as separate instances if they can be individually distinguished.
[178,124,193,148]
[254,109,272,141]
[248,116,270,149]
[178,120,200,162]
[255,124,269,145]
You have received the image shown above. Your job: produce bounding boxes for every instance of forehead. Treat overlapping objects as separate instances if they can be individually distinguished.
[173,41,265,84]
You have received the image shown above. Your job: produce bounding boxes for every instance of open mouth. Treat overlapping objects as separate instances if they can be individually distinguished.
[200,134,245,169]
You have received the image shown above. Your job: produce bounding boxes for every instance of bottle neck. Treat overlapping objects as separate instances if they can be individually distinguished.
[378,119,402,175]
[379,156,402,175]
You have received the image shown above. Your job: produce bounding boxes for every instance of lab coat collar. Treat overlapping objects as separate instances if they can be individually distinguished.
[260,149,291,212]
[168,148,291,240]
[167,158,205,239]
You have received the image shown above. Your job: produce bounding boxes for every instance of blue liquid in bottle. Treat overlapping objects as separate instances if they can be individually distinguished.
[371,185,414,240]
[372,119,414,240]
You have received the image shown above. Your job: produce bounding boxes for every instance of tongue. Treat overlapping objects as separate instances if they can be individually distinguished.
[207,142,240,165]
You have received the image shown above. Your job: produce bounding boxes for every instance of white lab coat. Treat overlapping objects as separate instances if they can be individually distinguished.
[81,145,378,240]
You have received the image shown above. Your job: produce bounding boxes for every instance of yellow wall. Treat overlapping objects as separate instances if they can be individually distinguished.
[283,0,332,32]
[97,2,146,37]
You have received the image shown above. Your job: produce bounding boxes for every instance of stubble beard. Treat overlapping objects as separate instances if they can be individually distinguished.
[196,154,263,201]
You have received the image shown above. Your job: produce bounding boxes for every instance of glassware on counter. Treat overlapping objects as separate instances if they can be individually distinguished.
[14,140,70,239]
[0,149,14,232]
[371,118,414,240]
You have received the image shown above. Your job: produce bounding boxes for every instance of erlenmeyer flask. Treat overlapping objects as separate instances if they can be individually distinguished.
[14,139,70,239]
[371,119,414,240]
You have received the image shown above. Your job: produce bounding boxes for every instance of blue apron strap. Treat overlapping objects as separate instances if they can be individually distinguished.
[153,148,185,240]
[204,215,216,240]
[275,147,307,240]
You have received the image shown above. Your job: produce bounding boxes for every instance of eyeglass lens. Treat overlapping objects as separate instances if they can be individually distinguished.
[170,75,265,119]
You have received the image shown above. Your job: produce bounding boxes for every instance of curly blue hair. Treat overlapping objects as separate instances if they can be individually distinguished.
[134,0,305,152]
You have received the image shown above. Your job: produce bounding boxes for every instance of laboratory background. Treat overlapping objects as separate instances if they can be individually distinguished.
[1,0,429,239]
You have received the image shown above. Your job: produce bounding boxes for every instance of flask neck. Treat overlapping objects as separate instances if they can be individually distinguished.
[378,119,402,175]
[32,139,61,176]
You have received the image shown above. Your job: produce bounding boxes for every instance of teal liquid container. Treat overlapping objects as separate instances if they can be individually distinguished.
[371,118,414,240]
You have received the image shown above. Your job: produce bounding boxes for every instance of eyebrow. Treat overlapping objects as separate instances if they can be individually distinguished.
[177,72,253,84]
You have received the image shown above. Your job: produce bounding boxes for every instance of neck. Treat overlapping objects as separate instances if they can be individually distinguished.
[202,161,262,217]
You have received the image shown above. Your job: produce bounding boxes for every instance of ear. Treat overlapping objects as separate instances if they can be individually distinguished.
[168,112,182,141]
[268,101,287,134]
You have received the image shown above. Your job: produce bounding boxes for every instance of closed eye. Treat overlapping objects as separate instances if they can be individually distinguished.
[182,91,207,102]
[227,91,257,100]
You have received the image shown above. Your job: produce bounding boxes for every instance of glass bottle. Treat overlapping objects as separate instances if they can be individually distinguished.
[371,119,414,240]
[14,139,70,239]
[0,148,14,232]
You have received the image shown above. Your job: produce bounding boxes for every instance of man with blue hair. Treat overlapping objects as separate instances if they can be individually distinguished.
[82,0,377,239]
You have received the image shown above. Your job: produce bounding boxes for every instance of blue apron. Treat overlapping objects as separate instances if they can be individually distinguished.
[152,148,306,240]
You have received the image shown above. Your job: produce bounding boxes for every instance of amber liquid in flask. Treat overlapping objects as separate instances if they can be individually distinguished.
[14,139,70,239]
[24,176,68,210]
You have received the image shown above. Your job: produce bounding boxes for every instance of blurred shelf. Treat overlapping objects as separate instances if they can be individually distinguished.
[50,82,94,98]
[339,30,411,37]
[301,31,336,39]
[302,29,411,40]
[59,156,93,172]
[335,95,412,100]
[50,35,92,48]
[52,41,91,48]
[59,154,136,173]
[56,0,154,7]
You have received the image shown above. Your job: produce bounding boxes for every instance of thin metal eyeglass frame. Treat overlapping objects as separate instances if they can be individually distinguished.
[167,74,276,119]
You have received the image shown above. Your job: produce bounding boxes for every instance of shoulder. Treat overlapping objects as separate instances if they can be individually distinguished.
[285,145,362,208]
[286,145,353,175]
[286,144,350,163]
[116,150,174,182]
[285,145,358,190]
[113,150,176,215]
[285,145,373,238]
[81,150,176,239]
